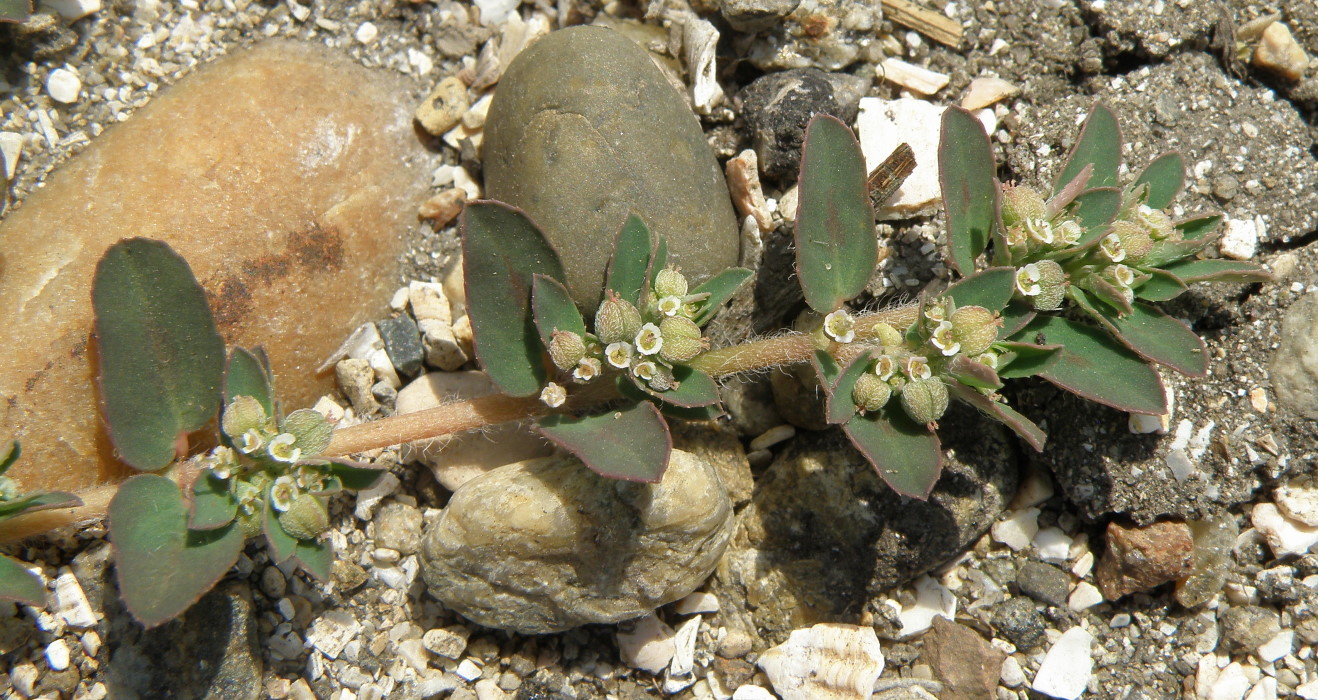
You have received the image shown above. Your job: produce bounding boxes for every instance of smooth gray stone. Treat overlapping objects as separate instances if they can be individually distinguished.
[484,26,739,310]
[420,450,734,634]
[1272,292,1318,419]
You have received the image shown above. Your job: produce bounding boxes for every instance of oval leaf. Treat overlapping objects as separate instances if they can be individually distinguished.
[1133,152,1185,210]
[532,274,587,348]
[189,471,237,530]
[1064,187,1123,247]
[689,267,753,327]
[0,555,44,606]
[0,490,82,521]
[282,409,333,456]
[795,114,876,312]
[1176,215,1223,241]
[261,500,332,580]
[948,384,1046,452]
[535,402,673,483]
[1135,268,1189,302]
[844,409,943,499]
[939,106,998,275]
[109,474,244,628]
[993,341,1062,379]
[633,364,722,408]
[1163,258,1273,284]
[462,201,567,397]
[225,347,275,419]
[93,239,226,471]
[1023,316,1167,415]
[826,351,875,424]
[606,214,655,307]
[1055,103,1121,194]
[1086,300,1208,377]
[945,267,1017,312]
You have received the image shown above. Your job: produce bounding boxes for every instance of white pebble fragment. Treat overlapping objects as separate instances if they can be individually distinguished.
[856,97,947,217]
[355,21,378,44]
[731,687,776,700]
[1245,677,1277,700]
[1220,217,1262,261]
[897,575,957,638]
[46,68,82,104]
[749,424,795,452]
[45,638,71,671]
[473,0,519,26]
[878,58,950,96]
[1034,526,1073,562]
[307,610,362,660]
[42,0,102,20]
[616,614,676,674]
[1275,476,1318,526]
[0,131,22,180]
[992,507,1041,551]
[664,615,702,694]
[674,591,720,615]
[1031,626,1094,700]
[1000,656,1026,687]
[757,623,885,700]
[54,571,97,628]
[1068,582,1104,611]
[1251,502,1318,557]
[456,658,483,681]
[1210,662,1250,700]
[1257,629,1294,663]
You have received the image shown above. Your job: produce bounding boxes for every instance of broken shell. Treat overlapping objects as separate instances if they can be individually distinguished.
[757,623,885,700]
[960,76,1021,110]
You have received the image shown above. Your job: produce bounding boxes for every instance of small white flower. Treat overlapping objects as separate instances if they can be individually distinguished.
[904,356,932,380]
[1100,233,1127,262]
[975,351,999,370]
[923,303,946,323]
[295,464,324,491]
[1110,263,1136,287]
[1004,225,1028,247]
[208,446,238,479]
[270,476,298,512]
[540,382,566,408]
[237,429,265,455]
[1025,218,1054,245]
[823,309,855,344]
[1015,264,1043,296]
[633,361,657,382]
[635,323,664,356]
[606,342,633,369]
[573,357,602,382]
[875,354,897,381]
[930,320,960,357]
[267,433,301,464]
[656,295,683,317]
[1056,220,1083,245]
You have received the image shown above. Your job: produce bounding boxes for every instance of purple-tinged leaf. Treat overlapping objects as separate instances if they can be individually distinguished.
[948,383,1047,452]
[999,301,1036,338]
[607,214,655,307]
[811,348,843,388]
[826,351,875,424]
[224,347,275,419]
[188,471,236,530]
[844,409,943,499]
[631,365,722,408]
[689,268,753,327]
[1176,214,1223,241]
[261,500,331,581]
[1063,187,1123,248]
[1054,103,1121,195]
[993,341,1062,379]
[939,106,997,275]
[93,239,226,471]
[1024,316,1167,415]
[0,555,43,606]
[462,201,566,397]
[109,474,244,628]
[1163,258,1273,285]
[531,274,587,349]
[1140,236,1217,268]
[1133,152,1185,210]
[1084,299,1208,377]
[945,355,1002,390]
[795,114,876,312]
[536,402,672,483]
[945,267,1017,313]
[614,378,724,421]
[1074,274,1133,317]
[1045,164,1093,218]
[1135,268,1189,302]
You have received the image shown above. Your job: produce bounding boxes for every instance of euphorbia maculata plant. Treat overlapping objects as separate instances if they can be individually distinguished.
[79,103,1269,626]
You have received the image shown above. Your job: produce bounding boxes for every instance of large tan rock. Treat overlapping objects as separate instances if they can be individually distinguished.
[0,40,435,492]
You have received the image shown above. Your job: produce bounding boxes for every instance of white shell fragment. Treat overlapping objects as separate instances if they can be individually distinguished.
[616,613,677,674]
[1252,502,1318,557]
[1275,475,1318,526]
[1031,626,1094,700]
[878,58,950,96]
[757,623,885,700]
[47,68,82,104]
[664,615,702,694]
[992,507,1040,551]
[856,97,946,217]
[896,575,957,638]
[680,16,724,114]
[960,76,1021,110]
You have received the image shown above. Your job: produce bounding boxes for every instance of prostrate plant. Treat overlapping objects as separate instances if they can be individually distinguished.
[0,442,80,606]
[92,238,383,628]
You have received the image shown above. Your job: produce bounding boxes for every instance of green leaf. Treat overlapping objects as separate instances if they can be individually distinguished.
[1176,214,1223,241]
[1055,103,1121,195]
[282,409,333,456]
[939,106,997,275]
[261,501,331,580]
[225,347,275,419]
[531,274,587,350]
[689,268,754,327]
[993,341,1062,379]
[794,114,876,312]
[1074,273,1133,317]
[614,379,724,421]
[0,441,18,477]
[535,402,673,482]
[109,474,244,628]
[1064,187,1123,247]
[1086,300,1208,377]
[843,408,943,499]
[0,555,43,606]
[826,351,875,424]
[948,384,1047,452]
[1135,268,1189,301]
[1023,316,1167,414]
[462,201,567,397]
[321,459,387,491]
[189,472,237,530]
[1132,152,1185,210]
[606,214,655,307]
[945,355,1002,390]
[0,491,82,521]
[0,0,31,24]
[93,239,226,471]
[1141,237,1216,268]
[649,238,669,288]
[999,301,1036,338]
[1163,258,1273,285]
[292,538,331,582]
[635,365,722,408]
[944,267,1017,312]
[811,348,843,388]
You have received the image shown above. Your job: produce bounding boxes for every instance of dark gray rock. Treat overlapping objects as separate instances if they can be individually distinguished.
[737,68,868,183]
[711,403,1018,646]
[1016,561,1071,608]
[991,596,1046,651]
[1220,605,1282,655]
[105,581,262,700]
[484,26,739,310]
[378,314,424,378]
[719,0,801,33]
[1256,566,1301,605]
[1272,293,1318,419]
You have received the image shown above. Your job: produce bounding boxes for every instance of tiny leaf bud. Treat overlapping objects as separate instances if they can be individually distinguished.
[873,322,903,348]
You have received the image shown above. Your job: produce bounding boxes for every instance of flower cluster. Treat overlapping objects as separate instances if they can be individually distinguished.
[539,267,713,407]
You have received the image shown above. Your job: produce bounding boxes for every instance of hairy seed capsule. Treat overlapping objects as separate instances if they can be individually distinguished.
[595,293,643,345]
[549,330,586,371]
[278,494,330,540]
[950,305,1001,356]
[900,378,949,427]
[1029,260,1067,311]
[654,267,689,298]
[659,316,705,362]
[222,395,270,445]
[852,373,892,413]
[1000,184,1046,227]
[1135,205,1175,241]
[1109,220,1153,262]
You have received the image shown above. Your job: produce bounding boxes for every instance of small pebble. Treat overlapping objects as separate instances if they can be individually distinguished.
[1253,22,1310,81]
[1031,627,1094,700]
[992,507,1040,551]
[456,658,483,681]
[355,22,379,44]
[45,638,71,671]
[1068,582,1104,611]
[423,626,471,659]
